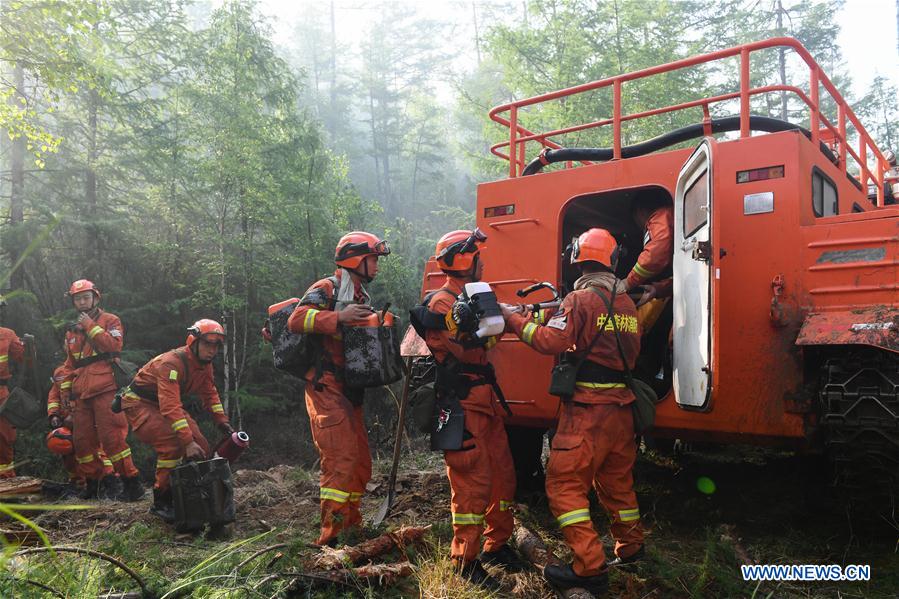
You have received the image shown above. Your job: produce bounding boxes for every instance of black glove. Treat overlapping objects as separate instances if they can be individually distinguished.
[218,421,235,435]
[49,415,63,429]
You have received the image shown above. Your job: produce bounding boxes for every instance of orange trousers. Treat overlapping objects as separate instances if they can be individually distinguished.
[62,450,114,483]
[547,401,644,576]
[444,407,516,563]
[305,372,371,546]
[0,412,15,479]
[124,401,209,491]
[73,390,138,480]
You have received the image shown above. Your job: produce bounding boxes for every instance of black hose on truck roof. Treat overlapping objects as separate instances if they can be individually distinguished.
[521,115,836,175]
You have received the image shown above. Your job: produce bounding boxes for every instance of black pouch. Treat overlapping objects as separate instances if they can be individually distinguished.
[112,360,138,390]
[430,395,465,451]
[171,457,236,533]
[430,360,467,451]
[345,386,365,407]
[410,382,437,434]
[0,387,42,428]
[548,360,578,399]
[629,378,658,434]
[110,391,123,414]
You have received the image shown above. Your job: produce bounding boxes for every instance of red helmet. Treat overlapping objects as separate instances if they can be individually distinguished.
[571,228,619,269]
[67,279,101,300]
[186,319,226,348]
[334,232,390,269]
[435,228,487,273]
[47,427,74,456]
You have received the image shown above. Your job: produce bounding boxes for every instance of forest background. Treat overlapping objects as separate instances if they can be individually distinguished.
[1,0,898,476]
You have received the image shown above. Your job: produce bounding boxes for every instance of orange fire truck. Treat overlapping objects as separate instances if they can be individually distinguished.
[419,37,898,489]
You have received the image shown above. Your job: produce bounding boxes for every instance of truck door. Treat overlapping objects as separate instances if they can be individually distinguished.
[673,140,714,409]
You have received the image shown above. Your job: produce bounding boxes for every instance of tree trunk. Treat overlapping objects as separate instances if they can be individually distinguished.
[472,2,481,66]
[8,61,26,291]
[219,210,230,413]
[514,520,594,599]
[287,562,414,590]
[368,85,382,200]
[313,526,429,570]
[304,149,319,278]
[411,125,425,202]
[86,87,101,276]
[381,146,393,214]
[613,0,624,75]
[329,0,337,138]
[776,0,788,121]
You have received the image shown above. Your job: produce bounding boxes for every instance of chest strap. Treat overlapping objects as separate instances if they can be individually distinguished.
[74,351,119,368]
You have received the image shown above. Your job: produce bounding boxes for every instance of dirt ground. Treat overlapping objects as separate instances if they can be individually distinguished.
[4,443,898,598]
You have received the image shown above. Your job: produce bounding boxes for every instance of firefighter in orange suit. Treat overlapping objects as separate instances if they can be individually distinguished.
[64,279,142,501]
[0,298,25,478]
[623,201,674,328]
[121,319,233,522]
[287,232,389,546]
[502,228,645,595]
[47,364,114,484]
[626,201,674,386]
[420,229,518,589]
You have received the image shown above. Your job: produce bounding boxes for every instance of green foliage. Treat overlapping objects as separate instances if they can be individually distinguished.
[0,0,109,163]
[856,75,899,152]
[456,0,854,177]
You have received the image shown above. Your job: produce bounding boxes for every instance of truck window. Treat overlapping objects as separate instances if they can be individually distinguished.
[812,168,838,217]
[684,170,708,237]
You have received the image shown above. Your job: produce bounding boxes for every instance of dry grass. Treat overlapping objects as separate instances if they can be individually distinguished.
[4,448,898,598]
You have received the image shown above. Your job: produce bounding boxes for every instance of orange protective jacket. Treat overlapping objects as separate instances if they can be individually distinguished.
[47,365,74,419]
[287,270,369,377]
[0,327,25,401]
[507,286,640,405]
[64,310,123,400]
[126,347,229,448]
[625,205,674,290]
[425,277,499,416]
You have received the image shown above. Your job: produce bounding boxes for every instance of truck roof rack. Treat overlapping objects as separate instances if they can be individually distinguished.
[489,37,891,207]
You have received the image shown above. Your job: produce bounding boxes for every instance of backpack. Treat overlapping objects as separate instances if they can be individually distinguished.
[264,276,338,379]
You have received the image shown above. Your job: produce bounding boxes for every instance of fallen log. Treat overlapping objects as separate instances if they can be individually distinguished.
[514,519,595,599]
[287,561,414,590]
[0,477,43,496]
[0,527,41,545]
[314,525,429,570]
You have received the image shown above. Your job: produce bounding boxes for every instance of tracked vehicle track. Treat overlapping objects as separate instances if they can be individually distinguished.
[820,351,899,490]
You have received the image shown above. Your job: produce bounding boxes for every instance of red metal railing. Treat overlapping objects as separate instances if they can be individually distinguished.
[489,37,890,207]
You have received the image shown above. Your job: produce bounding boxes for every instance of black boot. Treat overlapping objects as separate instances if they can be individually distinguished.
[150,488,175,523]
[459,559,501,591]
[607,545,645,567]
[206,522,233,540]
[121,476,145,502]
[544,563,608,595]
[41,481,82,499]
[79,479,99,500]
[480,544,525,572]
[99,474,124,500]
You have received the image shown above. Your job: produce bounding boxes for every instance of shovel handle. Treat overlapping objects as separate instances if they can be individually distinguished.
[386,357,414,492]
[23,334,40,401]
